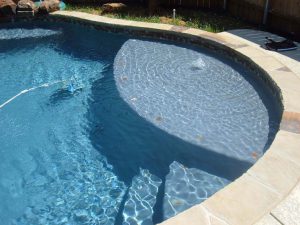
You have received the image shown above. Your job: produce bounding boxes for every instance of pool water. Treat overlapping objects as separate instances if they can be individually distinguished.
[0,22,281,225]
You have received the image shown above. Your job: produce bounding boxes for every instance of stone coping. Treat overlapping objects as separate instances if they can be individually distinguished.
[48,11,300,225]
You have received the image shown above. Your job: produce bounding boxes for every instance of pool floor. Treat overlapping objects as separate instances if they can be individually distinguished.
[0,22,281,225]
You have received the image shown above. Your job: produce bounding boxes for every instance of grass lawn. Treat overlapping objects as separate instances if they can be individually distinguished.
[66,4,253,33]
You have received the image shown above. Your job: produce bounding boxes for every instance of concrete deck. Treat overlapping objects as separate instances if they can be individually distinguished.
[50,11,300,225]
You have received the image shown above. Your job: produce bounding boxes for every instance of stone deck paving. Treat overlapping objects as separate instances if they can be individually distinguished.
[50,11,300,225]
[221,30,300,78]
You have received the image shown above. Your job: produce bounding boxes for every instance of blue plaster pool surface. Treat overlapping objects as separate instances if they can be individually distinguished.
[0,28,62,40]
[0,22,281,224]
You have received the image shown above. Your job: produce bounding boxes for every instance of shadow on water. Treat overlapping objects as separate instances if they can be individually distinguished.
[49,88,75,105]
[87,67,253,223]
[83,37,282,223]
[88,70,253,181]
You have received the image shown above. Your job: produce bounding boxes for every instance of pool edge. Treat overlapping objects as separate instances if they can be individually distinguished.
[47,11,300,225]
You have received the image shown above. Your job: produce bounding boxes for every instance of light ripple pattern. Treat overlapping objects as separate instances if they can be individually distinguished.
[114,39,280,163]
[122,169,162,225]
[0,28,61,40]
[163,161,230,220]
[0,29,126,225]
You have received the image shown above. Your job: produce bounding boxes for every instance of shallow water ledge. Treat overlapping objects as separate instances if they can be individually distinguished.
[46,11,300,225]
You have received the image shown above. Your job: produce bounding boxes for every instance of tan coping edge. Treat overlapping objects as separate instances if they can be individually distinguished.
[49,11,300,225]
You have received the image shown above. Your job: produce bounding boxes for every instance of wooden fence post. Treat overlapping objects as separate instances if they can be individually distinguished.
[223,0,227,10]
[263,0,270,25]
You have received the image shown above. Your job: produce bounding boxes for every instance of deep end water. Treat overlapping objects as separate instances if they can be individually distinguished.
[0,21,281,225]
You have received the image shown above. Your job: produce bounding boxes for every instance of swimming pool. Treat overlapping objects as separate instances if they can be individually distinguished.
[0,21,281,225]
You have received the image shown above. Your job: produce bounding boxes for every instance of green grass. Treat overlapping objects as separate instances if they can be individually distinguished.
[66,4,252,33]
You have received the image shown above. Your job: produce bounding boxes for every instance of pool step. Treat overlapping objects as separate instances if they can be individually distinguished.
[122,169,162,225]
[163,161,230,220]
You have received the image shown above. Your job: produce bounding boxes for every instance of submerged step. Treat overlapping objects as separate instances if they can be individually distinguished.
[163,161,230,220]
[122,169,162,225]
[114,39,281,163]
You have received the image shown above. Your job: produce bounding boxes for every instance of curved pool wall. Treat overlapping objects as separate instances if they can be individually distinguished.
[0,15,284,225]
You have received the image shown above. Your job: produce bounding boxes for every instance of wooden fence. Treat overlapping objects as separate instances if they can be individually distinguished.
[66,0,300,39]
[162,0,300,19]
[160,0,300,38]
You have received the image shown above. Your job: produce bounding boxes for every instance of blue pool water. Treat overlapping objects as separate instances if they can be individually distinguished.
[0,22,281,225]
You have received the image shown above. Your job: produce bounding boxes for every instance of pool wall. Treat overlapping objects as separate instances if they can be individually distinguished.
[15,11,300,225]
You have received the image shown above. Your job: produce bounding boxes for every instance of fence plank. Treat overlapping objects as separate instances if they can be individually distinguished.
[155,0,299,37]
